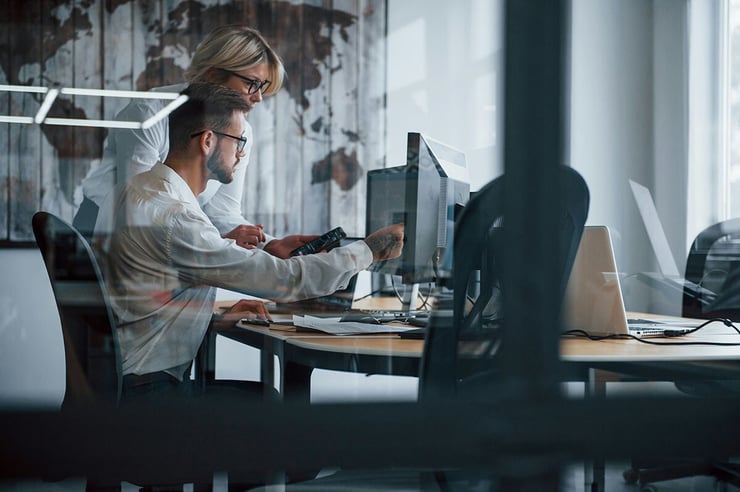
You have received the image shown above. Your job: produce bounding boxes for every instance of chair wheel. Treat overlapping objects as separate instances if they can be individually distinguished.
[622,468,639,484]
[640,486,657,492]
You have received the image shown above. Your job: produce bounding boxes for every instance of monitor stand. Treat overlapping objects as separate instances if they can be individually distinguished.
[400,283,420,311]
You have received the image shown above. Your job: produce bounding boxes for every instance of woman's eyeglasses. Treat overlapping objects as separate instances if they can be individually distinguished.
[224,70,272,95]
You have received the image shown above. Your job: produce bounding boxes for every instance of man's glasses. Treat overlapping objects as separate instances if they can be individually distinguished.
[224,70,272,95]
[190,130,248,153]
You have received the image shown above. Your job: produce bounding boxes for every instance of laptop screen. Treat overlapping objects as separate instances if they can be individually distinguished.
[274,237,360,313]
[629,179,680,277]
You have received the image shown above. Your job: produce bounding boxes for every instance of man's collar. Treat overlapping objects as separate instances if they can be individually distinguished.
[151,162,200,206]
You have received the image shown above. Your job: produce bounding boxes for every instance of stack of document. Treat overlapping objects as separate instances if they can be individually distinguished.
[293,315,414,335]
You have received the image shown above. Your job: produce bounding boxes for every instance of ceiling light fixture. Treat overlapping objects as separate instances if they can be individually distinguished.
[0,84,184,128]
[33,88,59,124]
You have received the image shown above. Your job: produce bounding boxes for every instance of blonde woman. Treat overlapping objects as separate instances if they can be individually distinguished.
[78,25,312,258]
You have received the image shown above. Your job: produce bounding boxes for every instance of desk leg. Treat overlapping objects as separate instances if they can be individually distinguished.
[584,368,607,492]
[283,361,313,403]
[195,329,217,391]
[261,337,283,400]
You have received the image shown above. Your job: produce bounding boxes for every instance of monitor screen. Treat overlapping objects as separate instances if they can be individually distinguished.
[365,165,407,278]
[366,132,469,286]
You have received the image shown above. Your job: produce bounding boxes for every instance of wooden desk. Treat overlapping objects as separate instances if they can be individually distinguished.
[560,323,740,491]
[199,305,740,492]
[204,297,428,399]
[206,312,740,400]
[206,320,419,400]
[204,301,740,411]
[562,322,740,385]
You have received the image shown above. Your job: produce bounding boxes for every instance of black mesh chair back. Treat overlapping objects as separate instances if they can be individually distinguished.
[32,211,122,408]
[682,218,740,321]
[418,166,589,400]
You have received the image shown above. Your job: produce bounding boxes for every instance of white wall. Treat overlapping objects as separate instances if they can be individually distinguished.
[385,0,504,190]
[570,0,654,265]
[569,0,690,313]
[386,0,693,314]
[0,249,64,407]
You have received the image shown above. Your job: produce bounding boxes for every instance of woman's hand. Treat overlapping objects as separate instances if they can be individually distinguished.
[223,224,266,249]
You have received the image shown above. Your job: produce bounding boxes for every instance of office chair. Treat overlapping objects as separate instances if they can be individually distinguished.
[419,165,589,401]
[251,166,590,490]
[32,212,246,491]
[682,218,740,322]
[32,211,123,410]
[33,211,133,491]
[623,218,740,489]
[417,165,589,489]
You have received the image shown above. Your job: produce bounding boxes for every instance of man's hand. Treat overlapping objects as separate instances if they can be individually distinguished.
[364,223,404,261]
[224,224,266,250]
[264,234,320,259]
[221,299,272,322]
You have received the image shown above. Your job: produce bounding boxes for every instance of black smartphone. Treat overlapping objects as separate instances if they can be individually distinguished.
[290,226,347,256]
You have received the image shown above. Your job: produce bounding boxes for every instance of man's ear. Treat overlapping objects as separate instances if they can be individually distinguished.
[194,130,217,156]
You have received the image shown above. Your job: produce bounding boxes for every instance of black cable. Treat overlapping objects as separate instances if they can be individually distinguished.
[389,274,404,304]
[353,288,389,302]
[387,275,433,309]
[562,318,740,346]
[417,283,434,310]
[670,317,740,336]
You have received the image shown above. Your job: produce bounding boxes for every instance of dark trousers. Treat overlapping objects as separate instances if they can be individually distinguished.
[122,371,194,403]
[122,370,277,403]
[121,371,282,491]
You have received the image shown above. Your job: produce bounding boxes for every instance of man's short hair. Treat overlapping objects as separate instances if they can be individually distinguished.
[169,83,250,151]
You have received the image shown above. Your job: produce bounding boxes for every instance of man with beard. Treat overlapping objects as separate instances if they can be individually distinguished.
[76,25,307,258]
[94,83,404,400]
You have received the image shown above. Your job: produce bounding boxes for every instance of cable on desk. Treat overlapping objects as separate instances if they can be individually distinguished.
[355,279,434,309]
[385,276,434,310]
[562,318,740,346]
[353,288,389,302]
[669,317,740,336]
[417,286,434,310]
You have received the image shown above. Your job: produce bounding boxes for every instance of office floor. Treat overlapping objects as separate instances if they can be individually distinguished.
[1,462,737,492]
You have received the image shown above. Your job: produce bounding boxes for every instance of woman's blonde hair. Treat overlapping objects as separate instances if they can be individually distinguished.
[184,25,285,96]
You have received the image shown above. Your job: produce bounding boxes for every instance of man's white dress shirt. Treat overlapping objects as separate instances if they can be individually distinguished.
[95,163,372,379]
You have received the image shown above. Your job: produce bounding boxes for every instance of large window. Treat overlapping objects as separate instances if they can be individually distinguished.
[728,0,740,217]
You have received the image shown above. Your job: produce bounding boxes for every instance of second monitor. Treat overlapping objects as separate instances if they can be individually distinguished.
[366,132,470,293]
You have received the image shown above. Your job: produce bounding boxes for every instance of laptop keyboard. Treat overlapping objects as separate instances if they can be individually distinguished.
[340,310,429,324]
[627,318,664,326]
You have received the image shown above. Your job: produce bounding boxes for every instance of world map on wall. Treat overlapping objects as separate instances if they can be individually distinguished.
[0,0,369,211]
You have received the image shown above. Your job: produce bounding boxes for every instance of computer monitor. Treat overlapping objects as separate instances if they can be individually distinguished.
[366,165,406,279]
[366,132,470,291]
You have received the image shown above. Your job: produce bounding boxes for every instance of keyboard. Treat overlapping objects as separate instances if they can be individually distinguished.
[626,318,694,338]
[339,310,429,324]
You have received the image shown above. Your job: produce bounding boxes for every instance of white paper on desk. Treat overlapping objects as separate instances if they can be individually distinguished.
[293,315,414,335]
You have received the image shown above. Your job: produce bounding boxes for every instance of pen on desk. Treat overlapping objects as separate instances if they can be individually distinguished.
[241,317,271,327]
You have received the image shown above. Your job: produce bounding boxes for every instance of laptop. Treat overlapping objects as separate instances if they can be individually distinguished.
[268,237,361,315]
[629,180,680,277]
[563,226,699,337]
[629,179,714,305]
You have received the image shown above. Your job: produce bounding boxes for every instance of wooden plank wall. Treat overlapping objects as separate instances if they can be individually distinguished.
[0,0,386,244]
